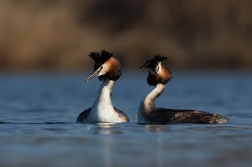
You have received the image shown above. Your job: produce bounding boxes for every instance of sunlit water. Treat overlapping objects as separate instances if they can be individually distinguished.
[0,71,252,167]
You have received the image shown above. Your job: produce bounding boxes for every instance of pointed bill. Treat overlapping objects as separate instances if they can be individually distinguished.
[85,67,103,82]
[139,60,150,69]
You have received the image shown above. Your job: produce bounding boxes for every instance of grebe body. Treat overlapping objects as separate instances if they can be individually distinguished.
[77,50,129,123]
[138,55,228,124]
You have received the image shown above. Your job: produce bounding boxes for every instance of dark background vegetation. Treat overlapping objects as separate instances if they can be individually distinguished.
[1,0,252,71]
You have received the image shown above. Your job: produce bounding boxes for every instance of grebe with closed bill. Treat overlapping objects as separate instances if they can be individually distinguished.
[77,50,129,123]
[138,55,228,124]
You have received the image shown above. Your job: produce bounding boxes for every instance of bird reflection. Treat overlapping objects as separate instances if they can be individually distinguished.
[86,123,119,166]
[144,124,167,167]
[144,124,169,133]
[87,123,122,135]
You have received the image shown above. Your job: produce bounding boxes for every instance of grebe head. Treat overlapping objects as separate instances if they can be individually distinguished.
[86,50,122,82]
[140,54,172,86]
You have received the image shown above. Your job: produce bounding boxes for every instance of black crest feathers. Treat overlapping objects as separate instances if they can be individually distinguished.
[89,50,113,71]
[139,54,167,69]
[88,50,122,81]
[89,50,113,63]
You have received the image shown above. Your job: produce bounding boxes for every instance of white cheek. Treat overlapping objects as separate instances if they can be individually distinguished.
[98,64,108,76]
[156,63,162,74]
[149,65,161,75]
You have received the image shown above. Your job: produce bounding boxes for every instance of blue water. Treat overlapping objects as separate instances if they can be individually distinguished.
[0,71,252,167]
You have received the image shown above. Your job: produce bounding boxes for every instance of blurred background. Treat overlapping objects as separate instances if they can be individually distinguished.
[1,0,252,71]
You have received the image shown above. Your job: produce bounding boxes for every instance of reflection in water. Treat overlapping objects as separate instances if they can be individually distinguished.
[157,136,164,167]
[144,124,168,167]
[93,123,118,167]
[88,123,122,135]
[145,124,169,133]
[102,135,113,167]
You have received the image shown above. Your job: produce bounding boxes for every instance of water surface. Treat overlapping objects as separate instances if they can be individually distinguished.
[0,71,252,167]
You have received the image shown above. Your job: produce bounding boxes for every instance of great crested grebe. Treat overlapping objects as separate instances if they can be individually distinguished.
[138,55,228,124]
[76,50,129,123]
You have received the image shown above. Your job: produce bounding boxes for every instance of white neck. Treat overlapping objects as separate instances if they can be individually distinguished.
[93,78,114,107]
[88,79,121,123]
[138,83,166,122]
